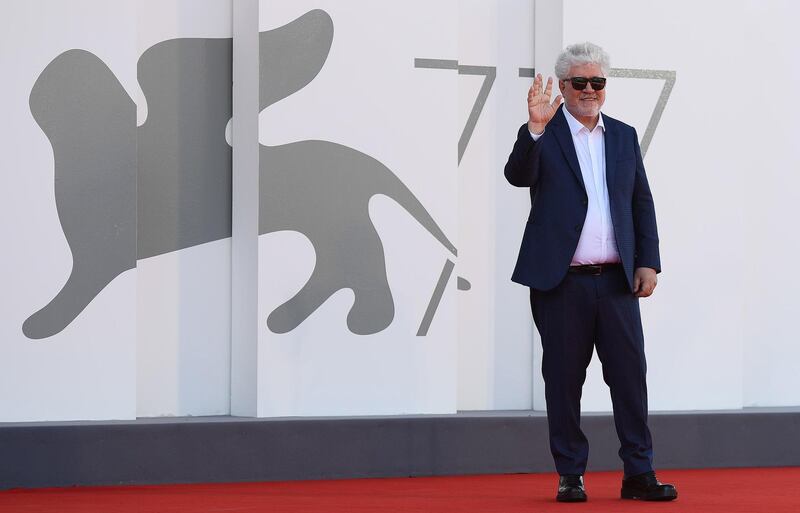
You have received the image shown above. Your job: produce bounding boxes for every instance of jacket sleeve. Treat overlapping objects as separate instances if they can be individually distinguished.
[631,128,661,273]
[504,123,543,188]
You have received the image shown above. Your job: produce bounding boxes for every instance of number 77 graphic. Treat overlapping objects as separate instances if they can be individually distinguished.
[417,61,675,161]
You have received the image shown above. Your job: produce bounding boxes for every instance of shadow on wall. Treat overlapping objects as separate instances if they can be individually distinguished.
[24,9,457,340]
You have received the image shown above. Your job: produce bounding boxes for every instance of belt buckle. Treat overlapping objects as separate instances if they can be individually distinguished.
[587,265,603,276]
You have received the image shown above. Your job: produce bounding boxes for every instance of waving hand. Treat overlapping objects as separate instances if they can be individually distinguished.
[528,73,563,135]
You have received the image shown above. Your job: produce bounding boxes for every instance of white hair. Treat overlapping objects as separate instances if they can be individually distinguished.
[554,42,610,79]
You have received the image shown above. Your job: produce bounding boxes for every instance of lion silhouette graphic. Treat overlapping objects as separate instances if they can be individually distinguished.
[24,9,456,339]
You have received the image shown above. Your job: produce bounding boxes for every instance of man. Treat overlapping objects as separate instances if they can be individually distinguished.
[504,42,678,502]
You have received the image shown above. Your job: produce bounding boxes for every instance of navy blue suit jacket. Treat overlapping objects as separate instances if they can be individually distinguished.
[504,106,660,291]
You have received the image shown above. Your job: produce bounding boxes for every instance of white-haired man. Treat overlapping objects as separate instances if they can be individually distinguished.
[504,42,678,502]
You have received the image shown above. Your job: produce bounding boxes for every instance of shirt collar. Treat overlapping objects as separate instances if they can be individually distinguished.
[563,105,605,135]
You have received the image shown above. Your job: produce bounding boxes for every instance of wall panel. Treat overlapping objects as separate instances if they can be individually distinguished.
[255,0,459,416]
[0,0,138,421]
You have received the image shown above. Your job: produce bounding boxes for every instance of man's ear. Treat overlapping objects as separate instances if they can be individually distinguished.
[558,80,565,94]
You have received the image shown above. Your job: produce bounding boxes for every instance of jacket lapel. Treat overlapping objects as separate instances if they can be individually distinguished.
[603,119,617,194]
[552,107,586,191]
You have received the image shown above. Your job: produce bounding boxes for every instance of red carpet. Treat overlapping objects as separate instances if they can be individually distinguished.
[1,467,798,513]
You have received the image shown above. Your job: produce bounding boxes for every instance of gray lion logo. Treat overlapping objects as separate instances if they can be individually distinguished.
[24,10,457,339]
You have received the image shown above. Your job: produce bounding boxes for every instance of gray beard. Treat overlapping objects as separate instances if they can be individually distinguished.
[568,102,600,119]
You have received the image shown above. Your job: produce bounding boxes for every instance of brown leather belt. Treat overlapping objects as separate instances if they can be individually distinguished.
[568,263,622,276]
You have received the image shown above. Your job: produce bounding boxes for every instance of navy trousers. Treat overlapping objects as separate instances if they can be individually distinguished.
[530,265,654,477]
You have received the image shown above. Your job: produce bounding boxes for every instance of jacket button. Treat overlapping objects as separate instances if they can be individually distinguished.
[581,199,588,206]
[574,225,581,232]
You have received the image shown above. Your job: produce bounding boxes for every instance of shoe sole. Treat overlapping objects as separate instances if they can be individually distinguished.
[557,496,587,503]
[621,489,678,501]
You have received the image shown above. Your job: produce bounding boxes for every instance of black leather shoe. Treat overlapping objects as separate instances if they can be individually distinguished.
[557,474,587,502]
[621,471,677,501]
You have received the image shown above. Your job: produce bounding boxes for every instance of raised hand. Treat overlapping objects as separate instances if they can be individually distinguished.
[528,73,563,135]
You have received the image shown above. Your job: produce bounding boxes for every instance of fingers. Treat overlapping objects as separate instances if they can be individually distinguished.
[635,278,657,298]
[529,75,559,125]
[528,73,561,103]
[529,75,540,102]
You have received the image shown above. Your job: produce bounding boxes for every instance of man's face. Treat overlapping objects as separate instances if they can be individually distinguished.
[559,62,606,119]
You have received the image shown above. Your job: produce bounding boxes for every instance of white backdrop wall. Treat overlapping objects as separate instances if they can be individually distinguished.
[2,1,799,423]
[135,0,233,418]
[530,0,800,411]
[254,0,459,416]
[0,1,138,422]
[457,0,535,410]
[737,1,800,407]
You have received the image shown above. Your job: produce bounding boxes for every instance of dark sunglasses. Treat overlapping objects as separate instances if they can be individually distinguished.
[564,76,607,91]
